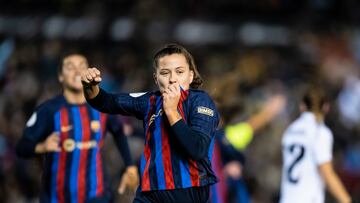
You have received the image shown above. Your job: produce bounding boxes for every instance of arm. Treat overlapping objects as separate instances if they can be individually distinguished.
[163,85,219,160]
[216,131,245,179]
[107,115,139,194]
[224,94,286,151]
[107,115,133,167]
[171,120,214,160]
[82,68,147,118]
[16,105,56,158]
[81,67,101,99]
[315,128,351,203]
[318,162,351,203]
[217,130,246,164]
[34,132,61,154]
[247,94,286,132]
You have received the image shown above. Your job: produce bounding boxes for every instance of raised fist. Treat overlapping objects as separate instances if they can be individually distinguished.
[81,67,102,87]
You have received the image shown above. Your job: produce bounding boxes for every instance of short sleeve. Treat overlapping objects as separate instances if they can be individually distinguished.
[314,126,333,165]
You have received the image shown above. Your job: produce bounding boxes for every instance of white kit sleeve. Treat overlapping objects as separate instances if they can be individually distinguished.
[314,126,334,165]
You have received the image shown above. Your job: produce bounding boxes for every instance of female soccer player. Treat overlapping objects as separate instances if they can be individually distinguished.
[82,44,220,203]
[16,54,138,203]
[280,86,351,203]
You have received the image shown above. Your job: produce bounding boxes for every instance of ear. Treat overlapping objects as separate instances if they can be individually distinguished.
[153,72,158,85]
[189,70,194,83]
[322,103,330,115]
[299,103,306,112]
[58,75,64,83]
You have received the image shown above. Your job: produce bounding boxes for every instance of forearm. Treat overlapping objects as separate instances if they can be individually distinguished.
[165,109,182,125]
[16,139,37,158]
[115,135,133,167]
[319,163,351,203]
[35,142,47,154]
[247,111,273,132]
[171,120,210,160]
[86,88,114,113]
[325,172,351,203]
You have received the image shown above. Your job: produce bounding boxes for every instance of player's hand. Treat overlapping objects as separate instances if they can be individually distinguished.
[35,132,61,153]
[81,67,102,87]
[223,161,243,180]
[162,84,181,113]
[162,84,182,125]
[263,94,286,117]
[118,166,139,195]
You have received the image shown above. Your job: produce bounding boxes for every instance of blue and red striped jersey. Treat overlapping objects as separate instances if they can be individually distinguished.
[87,88,220,192]
[16,95,132,203]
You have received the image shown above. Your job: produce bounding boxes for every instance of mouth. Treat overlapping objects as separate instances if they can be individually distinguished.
[75,76,81,83]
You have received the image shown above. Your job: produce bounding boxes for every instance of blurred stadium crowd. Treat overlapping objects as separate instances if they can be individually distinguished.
[0,0,360,202]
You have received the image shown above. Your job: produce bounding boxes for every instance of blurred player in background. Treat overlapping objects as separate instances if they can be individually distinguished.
[16,54,139,203]
[280,86,351,203]
[81,44,220,203]
[211,94,286,203]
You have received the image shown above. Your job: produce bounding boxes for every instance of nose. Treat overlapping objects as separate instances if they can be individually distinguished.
[75,66,83,75]
[169,73,177,84]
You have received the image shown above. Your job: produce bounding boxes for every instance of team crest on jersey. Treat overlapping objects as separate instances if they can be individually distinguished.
[197,106,214,117]
[91,120,100,132]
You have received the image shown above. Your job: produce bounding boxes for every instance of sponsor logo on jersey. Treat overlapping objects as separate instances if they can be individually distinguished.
[149,109,163,127]
[62,138,98,152]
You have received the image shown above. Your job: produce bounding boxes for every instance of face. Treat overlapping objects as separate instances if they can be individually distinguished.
[154,54,194,93]
[59,54,88,92]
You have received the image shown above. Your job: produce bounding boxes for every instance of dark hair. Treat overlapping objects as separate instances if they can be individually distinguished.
[57,53,88,75]
[153,44,203,89]
[302,85,328,115]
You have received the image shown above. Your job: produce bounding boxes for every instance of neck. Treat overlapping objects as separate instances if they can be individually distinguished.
[314,112,324,123]
[63,89,86,104]
[304,111,324,122]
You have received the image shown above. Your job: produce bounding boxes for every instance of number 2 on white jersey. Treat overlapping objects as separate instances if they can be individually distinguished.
[286,144,305,184]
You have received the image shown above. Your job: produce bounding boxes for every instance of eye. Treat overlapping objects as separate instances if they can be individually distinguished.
[176,70,184,74]
[79,65,88,71]
[65,64,75,70]
[160,71,169,75]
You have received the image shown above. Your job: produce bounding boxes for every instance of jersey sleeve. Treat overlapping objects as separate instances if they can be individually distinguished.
[314,126,333,165]
[106,115,133,167]
[171,92,220,160]
[86,88,149,119]
[189,92,220,138]
[16,103,53,158]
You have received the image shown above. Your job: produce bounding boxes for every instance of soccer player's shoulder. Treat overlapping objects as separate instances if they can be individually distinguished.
[129,91,152,98]
[189,89,214,102]
[36,95,66,113]
[189,89,218,117]
[319,124,333,139]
